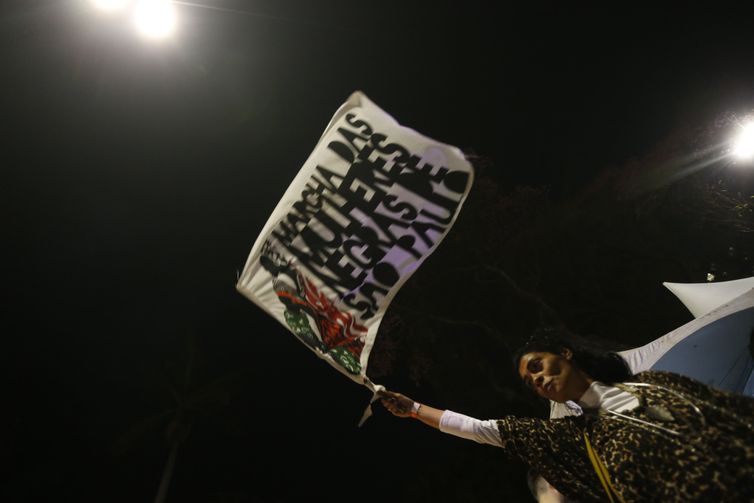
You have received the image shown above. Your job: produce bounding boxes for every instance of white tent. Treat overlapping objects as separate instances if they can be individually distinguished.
[663,276,754,318]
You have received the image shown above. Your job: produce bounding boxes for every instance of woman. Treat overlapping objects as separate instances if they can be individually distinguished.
[380,331,754,502]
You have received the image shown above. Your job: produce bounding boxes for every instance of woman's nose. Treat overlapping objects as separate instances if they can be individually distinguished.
[534,375,544,388]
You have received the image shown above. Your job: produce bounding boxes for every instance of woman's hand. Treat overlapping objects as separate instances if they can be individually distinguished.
[379,390,415,418]
[379,390,444,430]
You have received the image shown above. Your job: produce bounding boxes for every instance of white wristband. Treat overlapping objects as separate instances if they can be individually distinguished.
[410,401,421,417]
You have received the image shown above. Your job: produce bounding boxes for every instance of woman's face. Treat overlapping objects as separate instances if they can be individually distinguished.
[517,350,592,403]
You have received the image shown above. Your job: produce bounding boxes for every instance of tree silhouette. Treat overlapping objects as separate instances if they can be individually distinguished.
[112,335,247,503]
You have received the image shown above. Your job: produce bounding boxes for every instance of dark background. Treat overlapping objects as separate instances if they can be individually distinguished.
[3,2,754,502]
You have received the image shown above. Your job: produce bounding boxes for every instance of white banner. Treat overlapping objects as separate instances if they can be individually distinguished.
[236,91,474,389]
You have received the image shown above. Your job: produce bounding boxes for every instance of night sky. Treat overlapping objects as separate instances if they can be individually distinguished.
[4,2,754,502]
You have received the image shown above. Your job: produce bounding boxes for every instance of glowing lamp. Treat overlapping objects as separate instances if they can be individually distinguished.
[731,121,754,161]
[133,0,176,39]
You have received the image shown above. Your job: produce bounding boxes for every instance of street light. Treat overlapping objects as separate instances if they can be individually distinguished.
[133,0,176,40]
[731,121,754,161]
[90,0,258,40]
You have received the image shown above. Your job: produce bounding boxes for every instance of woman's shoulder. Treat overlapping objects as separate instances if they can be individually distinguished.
[629,370,709,392]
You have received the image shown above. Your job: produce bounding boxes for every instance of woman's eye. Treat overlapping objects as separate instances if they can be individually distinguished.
[529,359,542,372]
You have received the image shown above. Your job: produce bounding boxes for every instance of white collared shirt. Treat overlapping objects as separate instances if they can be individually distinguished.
[577,381,639,412]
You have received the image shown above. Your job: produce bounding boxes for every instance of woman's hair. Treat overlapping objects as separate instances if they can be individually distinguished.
[513,326,631,385]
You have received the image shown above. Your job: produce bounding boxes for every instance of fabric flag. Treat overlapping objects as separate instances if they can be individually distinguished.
[236,91,474,397]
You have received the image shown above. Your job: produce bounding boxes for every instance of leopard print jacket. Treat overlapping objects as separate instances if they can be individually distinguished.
[496,371,754,502]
